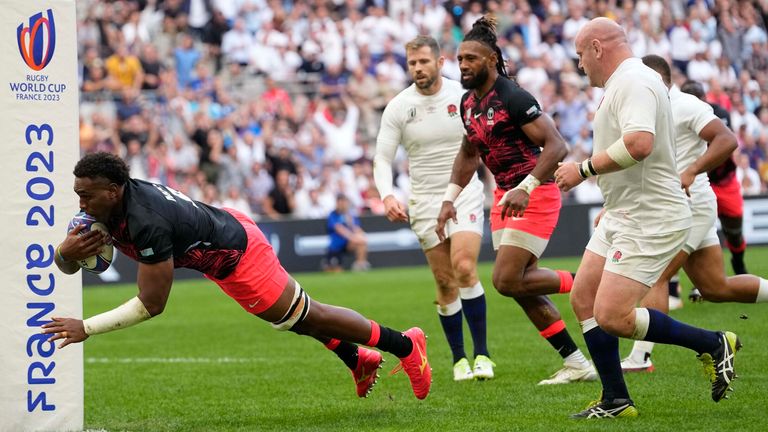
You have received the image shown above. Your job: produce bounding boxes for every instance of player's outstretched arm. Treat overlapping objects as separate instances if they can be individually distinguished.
[41,259,174,348]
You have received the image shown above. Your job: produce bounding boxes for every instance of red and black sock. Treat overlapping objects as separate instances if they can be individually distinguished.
[556,270,575,294]
[367,320,413,358]
[540,320,578,359]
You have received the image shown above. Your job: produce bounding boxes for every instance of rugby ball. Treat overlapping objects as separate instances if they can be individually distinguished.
[67,212,114,274]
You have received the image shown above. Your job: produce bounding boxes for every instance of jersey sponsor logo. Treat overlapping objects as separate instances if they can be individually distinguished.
[611,250,623,263]
[248,299,261,308]
[17,9,56,71]
[473,111,482,118]
[447,104,458,118]
[486,107,495,125]
[407,107,416,121]
[465,108,472,125]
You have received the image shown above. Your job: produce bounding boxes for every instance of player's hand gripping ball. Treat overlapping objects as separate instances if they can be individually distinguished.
[67,212,113,274]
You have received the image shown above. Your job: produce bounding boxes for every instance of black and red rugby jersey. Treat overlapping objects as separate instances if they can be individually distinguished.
[461,75,551,190]
[108,179,248,279]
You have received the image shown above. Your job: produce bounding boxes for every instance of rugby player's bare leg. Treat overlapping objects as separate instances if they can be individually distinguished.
[425,240,467,365]
[257,278,426,391]
[494,245,592,380]
[684,245,767,303]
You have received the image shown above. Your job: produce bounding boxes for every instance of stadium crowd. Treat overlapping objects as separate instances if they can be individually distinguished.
[76,0,768,220]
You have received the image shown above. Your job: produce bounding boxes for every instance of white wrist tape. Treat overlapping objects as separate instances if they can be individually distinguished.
[512,174,541,195]
[606,137,639,168]
[83,296,151,335]
[442,183,463,203]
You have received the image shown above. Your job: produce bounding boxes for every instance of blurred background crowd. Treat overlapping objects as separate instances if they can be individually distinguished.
[76,0,768,220]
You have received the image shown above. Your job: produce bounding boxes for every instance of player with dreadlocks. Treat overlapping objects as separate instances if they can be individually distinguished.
[437,15,597,385]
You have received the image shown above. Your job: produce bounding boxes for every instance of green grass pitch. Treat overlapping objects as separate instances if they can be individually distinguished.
[83,247,768,431]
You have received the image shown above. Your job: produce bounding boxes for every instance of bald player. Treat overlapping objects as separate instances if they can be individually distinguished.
[619,55,768,372]
[555,18,742,419]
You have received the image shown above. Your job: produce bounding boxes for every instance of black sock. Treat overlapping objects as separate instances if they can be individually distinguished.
[438,310,467,363]
[331,340,360,370]
[461,294,489,358]
[644,308,720,354]
[668,276,680,298]
[731,251,747,274]
[545,327,579,359]
[583,326,630,401]
[375,326,413,358]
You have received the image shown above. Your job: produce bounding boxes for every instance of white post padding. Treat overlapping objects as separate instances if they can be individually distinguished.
[0,1,82,431]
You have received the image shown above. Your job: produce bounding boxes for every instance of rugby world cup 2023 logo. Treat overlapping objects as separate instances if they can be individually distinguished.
[17,9,56,71]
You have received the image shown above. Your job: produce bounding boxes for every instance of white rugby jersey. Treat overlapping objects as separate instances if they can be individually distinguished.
[374,78,481,197]
[593,58,691,234]
[669,86,718,204]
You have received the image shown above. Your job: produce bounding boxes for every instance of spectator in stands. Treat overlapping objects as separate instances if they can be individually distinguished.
[174,33,202,89]
[736,152,763,196]
[139,43,164,91]
[325,194,370,272]
[202,9,230,72]
[105,43,144,91]
[263,168,296,219]
[347,65,381,140]
[551,78,589,144]
[82,60,114,93]
[314,96,362,163]
[221,18,252,67]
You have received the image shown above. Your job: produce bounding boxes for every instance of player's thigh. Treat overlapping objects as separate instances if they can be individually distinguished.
[683,245,728,293]
[642,249,689,312]
[593,270,649,327]
[493,244,536,283]
[571,249,605,320]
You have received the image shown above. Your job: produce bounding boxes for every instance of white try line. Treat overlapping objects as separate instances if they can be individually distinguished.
[86,357,267,364]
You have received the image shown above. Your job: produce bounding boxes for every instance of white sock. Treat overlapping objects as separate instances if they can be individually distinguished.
[630,341,655,362]
[756,278,768,303]
[564,350,590,368]
[459,281,484,299]
[437,297,462,316]
[631,308,650,340]
[580,317,598,333]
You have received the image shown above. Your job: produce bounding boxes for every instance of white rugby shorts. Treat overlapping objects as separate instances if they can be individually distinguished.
[409,180,484,251]
[682,198,719,254]
[587,213,690,287]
